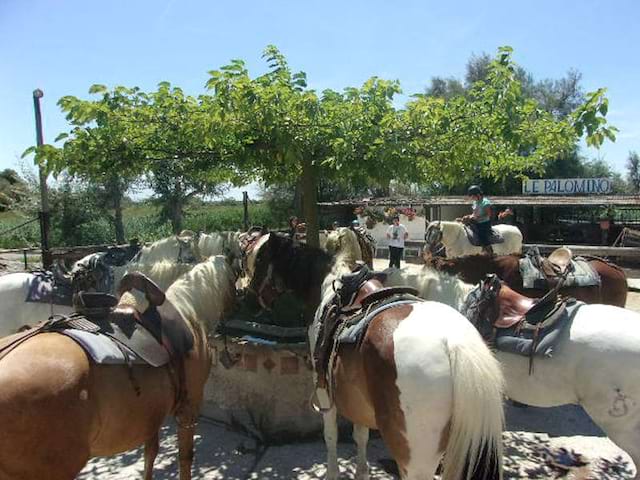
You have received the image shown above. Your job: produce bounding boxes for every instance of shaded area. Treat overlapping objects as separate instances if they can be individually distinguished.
[78,416,635,480]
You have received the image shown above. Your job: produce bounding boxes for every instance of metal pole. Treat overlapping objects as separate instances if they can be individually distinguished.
[242,191,249,231]
[33,89,53,270]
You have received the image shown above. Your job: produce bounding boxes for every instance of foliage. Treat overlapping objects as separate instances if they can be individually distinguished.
[0,201,283,249]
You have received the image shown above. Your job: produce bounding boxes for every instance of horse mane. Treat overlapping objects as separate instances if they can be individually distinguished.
[325,227,362,266]
[165,255,236,334]
[134,236,187,264]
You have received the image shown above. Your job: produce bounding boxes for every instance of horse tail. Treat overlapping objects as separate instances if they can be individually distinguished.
[441,331,505,480]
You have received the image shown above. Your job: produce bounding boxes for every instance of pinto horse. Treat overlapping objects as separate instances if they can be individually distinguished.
[0,256,236,480]
[423,252,628,307]
[425,221,522,258]
[246,233,505,480]
[384,267,640,479]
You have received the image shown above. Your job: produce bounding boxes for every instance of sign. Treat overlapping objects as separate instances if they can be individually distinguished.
[522,178,612,195]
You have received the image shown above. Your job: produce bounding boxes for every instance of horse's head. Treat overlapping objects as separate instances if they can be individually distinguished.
[176,230,202,264]
[461,274,502,339]
[425,221,444,250]
[71,252,112,293]
[245,232,290,310]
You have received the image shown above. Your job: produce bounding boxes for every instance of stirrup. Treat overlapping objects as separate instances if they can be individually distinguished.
[310,387,333,413]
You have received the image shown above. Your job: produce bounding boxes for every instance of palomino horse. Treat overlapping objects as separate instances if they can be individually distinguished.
[0,255,236,480]
[246,233,505,480]
[425,221,522,258]
[423,252,628,307]
[385,266,640,478]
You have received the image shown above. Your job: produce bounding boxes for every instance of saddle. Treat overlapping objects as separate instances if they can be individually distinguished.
[462,223,505,246]
[312,263,419,410]
[0,273,194,407]
[538,247,574,281]
[463,274,582,374]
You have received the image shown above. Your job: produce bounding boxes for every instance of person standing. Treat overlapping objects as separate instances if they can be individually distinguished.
[386,215,408,268]
[464,185,494,255]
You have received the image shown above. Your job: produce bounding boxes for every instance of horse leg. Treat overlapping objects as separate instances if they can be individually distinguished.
[323,407,339,480]
[177,423,196,480]
[353,423,369,480]
[143,432,160,480]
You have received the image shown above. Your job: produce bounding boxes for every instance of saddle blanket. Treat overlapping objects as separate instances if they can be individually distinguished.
[58,314,170,367]
[463,225,505,246]
[25,271,73,306]
[61,329,147,365]
[495,300,584,358]
[519,256,601,289]
[337,298,420,345]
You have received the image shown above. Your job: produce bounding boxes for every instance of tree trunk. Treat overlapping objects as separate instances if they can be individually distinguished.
[301,155,319,247]
[169,197,184,234]
[113,193,126,244]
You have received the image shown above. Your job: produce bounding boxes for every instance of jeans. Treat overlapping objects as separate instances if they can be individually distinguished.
[475,221,492,247]
[389,246,403,268]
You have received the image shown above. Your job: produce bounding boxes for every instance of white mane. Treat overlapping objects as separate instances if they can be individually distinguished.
[325,228,362,267]
[165,255,236,334]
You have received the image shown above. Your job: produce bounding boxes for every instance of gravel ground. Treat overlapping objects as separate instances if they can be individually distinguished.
[1,253,638,479]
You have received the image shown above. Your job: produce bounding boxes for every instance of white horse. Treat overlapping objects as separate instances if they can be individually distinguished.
[425,221,522,258]
[246,233,505,480]
[386,265,640,478]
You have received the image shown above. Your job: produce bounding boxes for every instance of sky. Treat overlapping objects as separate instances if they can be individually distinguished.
[1,0,639,199]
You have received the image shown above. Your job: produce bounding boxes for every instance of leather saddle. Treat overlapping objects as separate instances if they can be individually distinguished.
[467,274,579,373]
[529,246,575,284]
[486,274,567,330]
[314,264,419,390]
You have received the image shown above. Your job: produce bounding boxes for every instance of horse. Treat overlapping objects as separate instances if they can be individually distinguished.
[245,232,505,480]
[425,221,522,258]
[423,252,628,307]
[385,266,640,478]
[0,255,236,480]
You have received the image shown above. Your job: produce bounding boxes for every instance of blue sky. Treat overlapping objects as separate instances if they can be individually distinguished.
[2,0,639,198]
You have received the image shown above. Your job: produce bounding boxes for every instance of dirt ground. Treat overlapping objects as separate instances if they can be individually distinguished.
[1,253,639,478]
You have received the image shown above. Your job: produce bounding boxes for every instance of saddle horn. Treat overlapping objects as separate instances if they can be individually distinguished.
[118,272,166,307]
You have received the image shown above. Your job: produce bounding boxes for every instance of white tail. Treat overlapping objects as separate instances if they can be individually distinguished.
[441,335,505,480]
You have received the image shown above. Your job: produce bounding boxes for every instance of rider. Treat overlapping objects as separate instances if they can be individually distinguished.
[464,185,494,255]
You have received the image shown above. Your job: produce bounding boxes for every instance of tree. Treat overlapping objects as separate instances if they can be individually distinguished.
[205,47,403,246]
[627,151,640,193]
[137,82,232,232]
[24,85,146,243]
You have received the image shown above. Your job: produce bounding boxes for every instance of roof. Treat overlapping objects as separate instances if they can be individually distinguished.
[318,195,640,208]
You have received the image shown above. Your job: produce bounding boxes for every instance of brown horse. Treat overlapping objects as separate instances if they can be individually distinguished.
[0,256,235,480]
[424,252,628,307]
[246,233,505,480]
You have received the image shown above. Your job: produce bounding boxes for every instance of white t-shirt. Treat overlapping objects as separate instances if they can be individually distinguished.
[387,224,408,248]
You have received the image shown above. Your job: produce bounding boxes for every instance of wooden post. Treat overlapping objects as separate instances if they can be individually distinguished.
[242,191,249,231]
[32,89,52,270]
